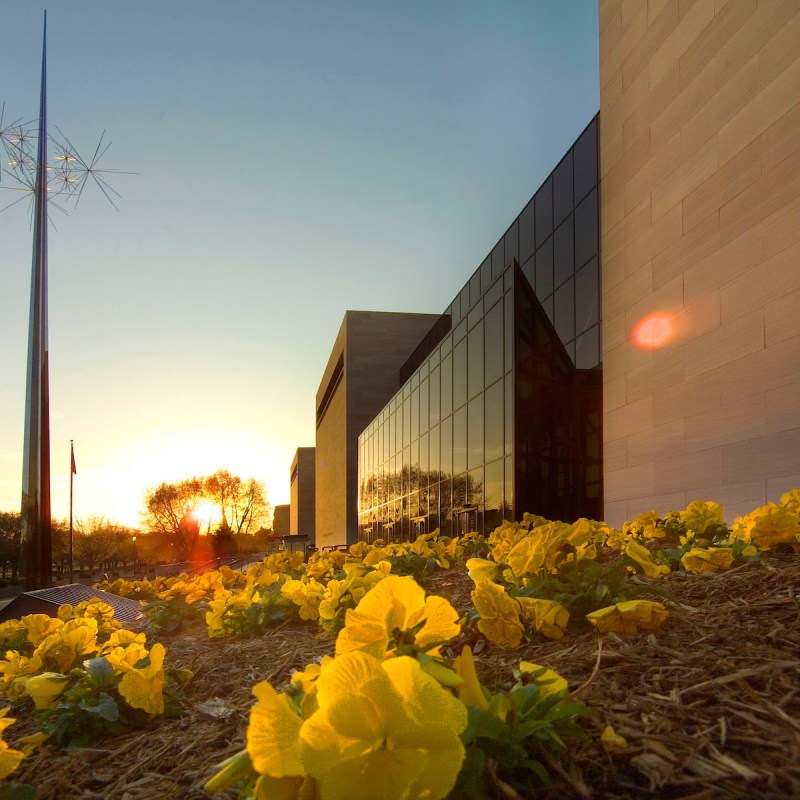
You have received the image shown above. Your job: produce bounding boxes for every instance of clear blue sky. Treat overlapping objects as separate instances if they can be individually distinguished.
[1,1,599,528]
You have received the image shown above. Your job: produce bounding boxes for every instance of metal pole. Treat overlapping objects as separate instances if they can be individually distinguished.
[69,440,74,583]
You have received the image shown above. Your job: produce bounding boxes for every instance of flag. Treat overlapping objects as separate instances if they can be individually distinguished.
[71,442,77,475]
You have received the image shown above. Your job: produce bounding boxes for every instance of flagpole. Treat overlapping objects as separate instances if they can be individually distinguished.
[69,440,74,583]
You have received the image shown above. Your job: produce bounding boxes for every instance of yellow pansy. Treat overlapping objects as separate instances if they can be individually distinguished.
[335,576,460,659]
[100,628,148,654]
[679,500,724,534]
[586,600,669,634]
[33,618,99,673]
[600,725,627,750]
[0,619,26,644]
[0,651,44,700]
[24,671,71,709]
[20,614,63,646]
[624,540,670,579]
[680,547,734,574]
[290,656,334,697]
[299,652,467,800]
[517,597,570,640]
[471,580,525,649]
[518,662,568,697]
[247,680,304,778]
[780,489,800,513]
[466,558,500,583]
[0,709,24,780]
[117,642,166,715]
[452,645,489,710]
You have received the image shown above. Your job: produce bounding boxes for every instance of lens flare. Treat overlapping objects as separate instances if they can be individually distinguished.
[632,313,675,349]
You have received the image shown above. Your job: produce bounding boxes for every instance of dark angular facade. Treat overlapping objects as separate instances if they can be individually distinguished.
[357,116,601,540]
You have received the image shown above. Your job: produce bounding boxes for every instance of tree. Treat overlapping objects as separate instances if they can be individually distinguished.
[0,511,21,580]
[142,471,271,560]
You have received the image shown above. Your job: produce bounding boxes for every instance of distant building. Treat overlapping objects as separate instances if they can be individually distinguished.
[290,447,316,546]
[315,311,441,548]
[272,504,290,538]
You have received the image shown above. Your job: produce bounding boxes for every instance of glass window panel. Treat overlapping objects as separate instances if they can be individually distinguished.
[454,319,467,343]
[440,354,452,417]
[484,459,504,528]
[468,302,483,330]
[467,320,484,400]
[419,432,429,474]
[402,397,410,446]
[450,294,461,323]
[554,278,575,345]
[453,406,467,476]
[485,378,503,462]
[419,378,429,434]
[535,176,553,248]
[575,324,600,369]
[429,367,440,426]
[553,215,574,291]
[575,256,599,335]
[504,291,513,375]
[411,439,419,493]
[429,482,439,528]
[440,416,452,478]
[553,151,573,227]
[483,277,503,310]
[535,237,553,299]
[468,467,484,514]
[504,456,514,520]
[574,188,598,269]
[468,269,481,310]
[490,242,503,286]
[460,285,470,318]
[439,480,452,535]
[481,254,493,292]
[402,447,410,496]
[504,220,519,272]
[468,395,483,471]
[519,198,536,265]
[573,117,598,203]
[521,257,536,292]
[389,412,397,457]
[484,300,504,386]
[410,388,419,441]
[542,295,554,326]
[453,338,467,410]
[429,424,440,478]
[504,372,513,454]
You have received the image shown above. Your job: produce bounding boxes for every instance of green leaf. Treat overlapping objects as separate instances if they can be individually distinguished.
[78,692,120,721]
[84,657,114,686]
[0,784,37,800]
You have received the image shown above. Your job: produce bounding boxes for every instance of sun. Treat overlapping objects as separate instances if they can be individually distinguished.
[194,502,222,528]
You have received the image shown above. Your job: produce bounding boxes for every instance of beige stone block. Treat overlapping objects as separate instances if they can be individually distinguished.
[679,0,756,90]
[766,382,800,434]
[760,99,800,175]
[602,500,629,529]
[623,131,682,214]
[682,137,762,234]
[604,461,656,503]
[600,130,626,199]
[765,294,800,347]
[603,337,655,384]
[720,146,800,245]
[604,375,628,412]
[683,226,762,299]
[601,3,650,89]
[755,4,800,89]
[650,58,680,114]
[674,290,721,342]
[650,135,717,222]
[603,260,653,320]
[603,196,652,263]
[603,309,627,352]
[626,418,686,467]
[624,273,684,339]
[603,436,628,473]
[622,0,680,93]
[625,345,685,404]
[621,0,646,31]
[651,60,716,152]
[605,43,652,124]
[602,127,651,209]
[717,51,800,166]
[649,0,713,89]
[653,368,723,426]
[627,491,689,518]
[647,0,673,26]
[762,196,800,260]
[768,474,800,505]
[690,479,767,521]
[651,210,720,289]
[684,393,766,453]
[684,308,764,380]
[653,445,724,494]
[716,0,796,90]
[721,240,800,323]
[604,395,654,441]
[722,427,800,484]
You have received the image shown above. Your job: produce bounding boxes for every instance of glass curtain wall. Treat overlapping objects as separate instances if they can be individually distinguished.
[357,115,601,541]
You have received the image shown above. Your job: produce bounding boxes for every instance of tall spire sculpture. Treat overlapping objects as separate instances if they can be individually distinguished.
[1,13,126,589]
[19,14,51,590]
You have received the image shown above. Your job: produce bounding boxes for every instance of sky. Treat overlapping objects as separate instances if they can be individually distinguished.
[1,1,600,529]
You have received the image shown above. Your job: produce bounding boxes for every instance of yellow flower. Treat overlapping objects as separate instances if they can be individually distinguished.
[335,576,460,659]
[600,725,627,751]
[517,597,570,640]
[21,614,64,646]
[466,558,500,583]
[24,672,71,709]
[33,618,99,673]
[0,651,43,700]
[452,645,489,710]
[624,540,670,579]
[0,619,25,644]
[247,680,304,778]
[0,709,24,780]
[679,500,724,534]
[780,489,800,513]
[116,642,166,715]
[680,547,734,574]
[282,578,325,621]
[586,600,669,634]
[300,652,467,800]
[730,503,800,549]
[290,657,334,697]
[518,662,568,697]
[100,628,148,654]
[471,580,525,649]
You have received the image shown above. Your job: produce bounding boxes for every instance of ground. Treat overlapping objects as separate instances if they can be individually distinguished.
[10,553,800,799]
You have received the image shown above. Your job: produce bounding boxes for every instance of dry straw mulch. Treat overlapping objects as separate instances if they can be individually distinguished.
[11,553,800,799]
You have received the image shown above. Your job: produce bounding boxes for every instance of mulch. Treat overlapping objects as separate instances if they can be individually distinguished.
[9,553,800,799]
